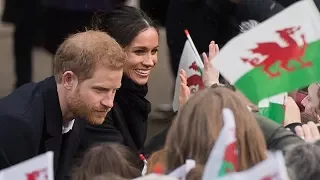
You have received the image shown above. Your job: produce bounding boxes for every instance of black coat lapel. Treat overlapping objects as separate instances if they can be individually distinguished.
[42,76,63,172]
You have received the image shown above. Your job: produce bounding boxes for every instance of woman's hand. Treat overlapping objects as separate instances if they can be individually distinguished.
[178,69,190,109]
[295,121,320,142]
[202,41,220,87]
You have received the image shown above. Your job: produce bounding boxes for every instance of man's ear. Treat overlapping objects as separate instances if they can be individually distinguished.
[61,71,78,90]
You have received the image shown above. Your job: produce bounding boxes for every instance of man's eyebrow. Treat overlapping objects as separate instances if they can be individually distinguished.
[93,85,121,90]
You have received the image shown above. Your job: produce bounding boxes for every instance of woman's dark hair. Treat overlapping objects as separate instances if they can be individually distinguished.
[92,5,159,48]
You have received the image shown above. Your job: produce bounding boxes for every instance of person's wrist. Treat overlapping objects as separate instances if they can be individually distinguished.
[210,83,224,88]
[205,80,219,88]
[285,122,303,133]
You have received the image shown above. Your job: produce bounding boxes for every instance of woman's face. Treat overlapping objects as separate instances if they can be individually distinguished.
[125,27,159,85]
[301,83,320,113]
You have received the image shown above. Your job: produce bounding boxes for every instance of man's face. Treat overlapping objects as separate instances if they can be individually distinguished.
[68,66,123,125]
[301,83,320,114]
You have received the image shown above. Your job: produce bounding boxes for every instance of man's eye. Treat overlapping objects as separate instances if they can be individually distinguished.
[112,88,119,93]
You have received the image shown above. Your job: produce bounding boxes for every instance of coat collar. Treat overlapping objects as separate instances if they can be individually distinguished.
[42,76,63,137]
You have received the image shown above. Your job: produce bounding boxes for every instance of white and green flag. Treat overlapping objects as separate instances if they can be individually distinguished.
[258,93,287,124]
[0,152,54,180]
[202,109,238,180]
[213,0,320,104]
[216,151,289,180]
[172,38,204,112]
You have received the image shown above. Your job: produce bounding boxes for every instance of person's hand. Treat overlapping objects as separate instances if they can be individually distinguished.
[179,69,190,109]
[295,121,320,142]
[202,41,220,87]
[283,96,301,126]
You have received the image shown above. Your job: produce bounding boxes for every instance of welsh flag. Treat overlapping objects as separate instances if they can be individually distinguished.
[213,0,320,104]
[167,159,196,180]
[0,152,54,180]
[216,151,289,180]
[202,109,238,180]
[258,93,287,124]
[172,30,204,112]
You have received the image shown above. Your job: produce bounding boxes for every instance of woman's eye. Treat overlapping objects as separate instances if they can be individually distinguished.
[151,49,158,55]
[134,50,146,55]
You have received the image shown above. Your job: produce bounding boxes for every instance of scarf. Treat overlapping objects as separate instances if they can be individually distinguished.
[115,75,151,150]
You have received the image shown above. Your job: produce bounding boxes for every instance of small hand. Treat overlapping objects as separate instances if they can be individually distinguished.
[202,41,220,87]
[179,69,191,109]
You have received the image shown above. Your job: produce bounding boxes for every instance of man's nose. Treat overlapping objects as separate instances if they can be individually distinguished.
[101,96,114,109]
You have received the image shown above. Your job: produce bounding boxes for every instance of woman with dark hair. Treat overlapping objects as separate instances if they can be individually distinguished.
[77,6,159,155]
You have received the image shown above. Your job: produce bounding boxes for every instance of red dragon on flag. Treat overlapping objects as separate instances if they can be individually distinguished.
[187,61,204,93]
[26,168,48,180]
[241,26,312,78]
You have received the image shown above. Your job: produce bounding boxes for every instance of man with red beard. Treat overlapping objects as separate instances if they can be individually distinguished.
[0,30,126,179]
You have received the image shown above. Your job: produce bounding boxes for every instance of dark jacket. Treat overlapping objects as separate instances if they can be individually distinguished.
[0,76,85,180]
[166,0,241,76]
[235,0,320,22]
[140,0,170,26]
[77,76,151,154]
[42,0,126,54]
[142,114,303,157]
[43,0,126,11]
[165,0,305,77]
[2,0,43,25]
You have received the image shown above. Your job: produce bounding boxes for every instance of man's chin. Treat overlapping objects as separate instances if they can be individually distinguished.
[87,118,106,125]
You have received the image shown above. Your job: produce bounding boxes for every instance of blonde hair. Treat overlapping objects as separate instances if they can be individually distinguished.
[146,149,167,174]
[186,165,204,180]
[53,30,127,83]
[72,143,141,180]
[165,87,267,171]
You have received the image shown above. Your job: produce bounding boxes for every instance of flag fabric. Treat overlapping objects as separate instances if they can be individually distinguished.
[213,0,320,104]
[0,152,54,180]
[134,174,178,180]
[216,151,289,180]
[172,39,204,112]
[258,93,287,124]
[202,109,238,180]
[167,159,196,180]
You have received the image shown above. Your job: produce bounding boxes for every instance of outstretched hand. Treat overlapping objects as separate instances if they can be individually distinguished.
[295,122,320,142]
[178,69,191,109]
[202,41,220,87]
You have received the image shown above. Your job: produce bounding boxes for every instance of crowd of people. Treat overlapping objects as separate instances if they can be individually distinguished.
[1,0,320,180]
